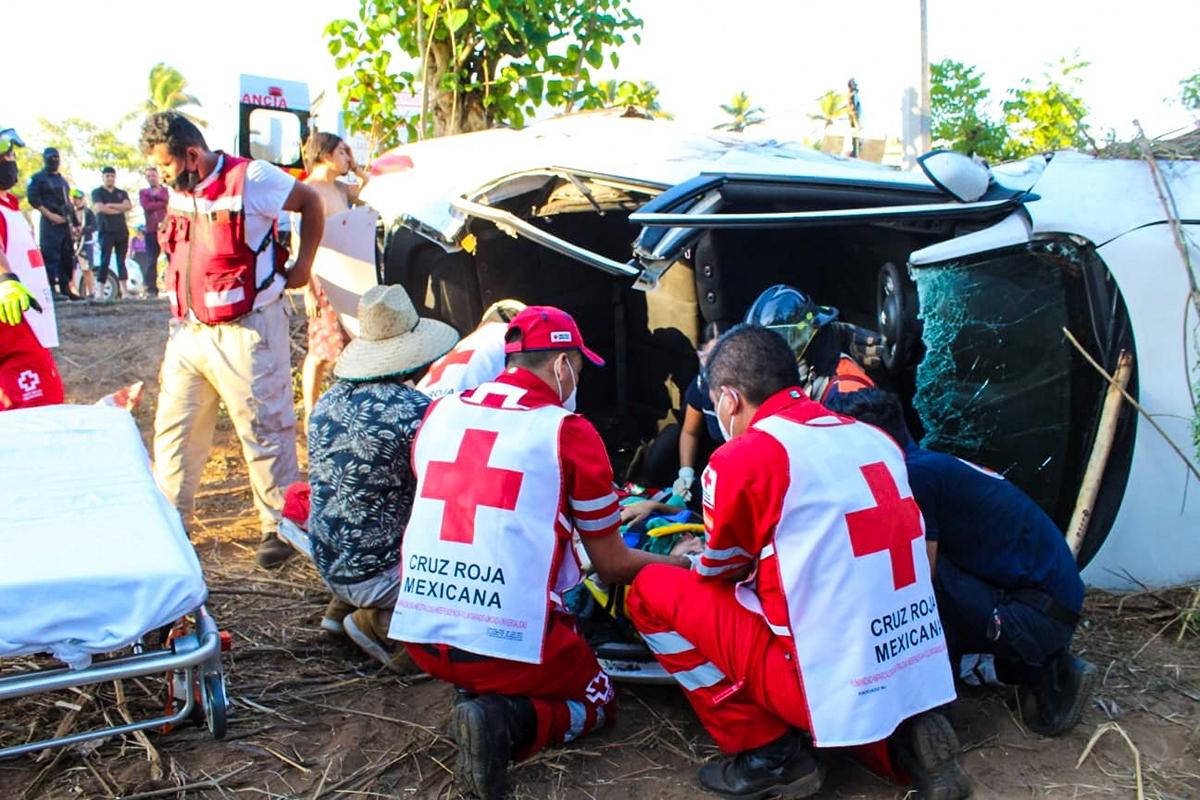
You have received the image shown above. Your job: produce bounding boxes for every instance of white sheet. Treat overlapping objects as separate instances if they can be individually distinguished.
[0,405,208,669]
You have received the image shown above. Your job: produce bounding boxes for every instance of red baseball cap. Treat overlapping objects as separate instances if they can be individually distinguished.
[504,306,605,366]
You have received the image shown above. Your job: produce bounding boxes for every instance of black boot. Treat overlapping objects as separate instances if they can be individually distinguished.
[1019,651,1098,737]
[697,729,824,799]
[255,530,295,569]
[451,694,536,800]
[891,711,972,800]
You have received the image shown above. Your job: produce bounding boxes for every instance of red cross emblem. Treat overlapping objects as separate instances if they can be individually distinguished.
[845,462,923,590]
[420,428,524,544]
[424,346,474,385]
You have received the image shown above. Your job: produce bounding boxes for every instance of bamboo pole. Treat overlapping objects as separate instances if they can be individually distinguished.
[1066,350,1133,555]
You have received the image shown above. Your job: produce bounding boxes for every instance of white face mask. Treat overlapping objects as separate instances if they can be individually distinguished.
[716,387,737,441]
[555,356,578,412]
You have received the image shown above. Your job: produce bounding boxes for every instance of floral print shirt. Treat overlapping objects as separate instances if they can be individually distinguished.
[307,379,431,585]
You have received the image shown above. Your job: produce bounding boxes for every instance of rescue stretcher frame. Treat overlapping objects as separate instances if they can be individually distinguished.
[0,606,227,760]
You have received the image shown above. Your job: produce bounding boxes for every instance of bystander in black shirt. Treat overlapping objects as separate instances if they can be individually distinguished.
[91,186,131,234]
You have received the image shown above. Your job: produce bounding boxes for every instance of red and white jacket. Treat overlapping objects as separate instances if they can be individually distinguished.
[417,320,507,400]
[700,388,955,746]
[391,367,620,664]
[158,154,284,324]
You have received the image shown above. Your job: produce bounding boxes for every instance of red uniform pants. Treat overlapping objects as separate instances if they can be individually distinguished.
[0,319,63,411]
[405,611,616,760]
[627,564,899,778]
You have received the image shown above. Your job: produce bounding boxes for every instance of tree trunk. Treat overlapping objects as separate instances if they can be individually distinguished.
[427,41,490,137]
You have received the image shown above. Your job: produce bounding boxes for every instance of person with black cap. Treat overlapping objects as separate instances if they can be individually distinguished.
[26,146,80,300]
[92,166,132,299]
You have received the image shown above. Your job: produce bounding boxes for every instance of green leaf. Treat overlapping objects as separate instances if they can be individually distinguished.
[610,51,619,69]
[526,75,544,103]
[448,8,469,33]
[584,46,603,69]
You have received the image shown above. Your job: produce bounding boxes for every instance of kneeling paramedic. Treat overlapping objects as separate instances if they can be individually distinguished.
[627,325,971,800]
[825,388,1096,737]
[140,112,324,567]
[391,306,694,800]
[1,127,63,411]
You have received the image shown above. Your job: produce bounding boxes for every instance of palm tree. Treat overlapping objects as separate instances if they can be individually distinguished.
[135,63,206,127]
[809,90,849,129]
[715,92,765,132]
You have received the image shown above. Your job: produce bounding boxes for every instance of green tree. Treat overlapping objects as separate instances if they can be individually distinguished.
[715,91,765,133]
[34,118,143,195]
[1179,71,1200,118]
[142,63,206,127]
[326,0,645,151]
[583,79,669,118]
[1002,54,1093,159]
[929,59,1009,160]
[808,89,849,129]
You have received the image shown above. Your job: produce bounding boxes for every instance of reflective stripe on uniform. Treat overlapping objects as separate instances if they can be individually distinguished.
[673,661,726,692]
[642,630,694,655]
[205,286,246,307]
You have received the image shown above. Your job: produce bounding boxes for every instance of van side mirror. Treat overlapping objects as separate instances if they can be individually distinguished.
[917,150,992,203]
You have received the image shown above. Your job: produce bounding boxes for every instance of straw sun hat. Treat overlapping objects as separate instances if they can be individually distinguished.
[334,285,459,381]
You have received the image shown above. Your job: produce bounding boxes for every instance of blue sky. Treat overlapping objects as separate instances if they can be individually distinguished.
[6,0,1197,163]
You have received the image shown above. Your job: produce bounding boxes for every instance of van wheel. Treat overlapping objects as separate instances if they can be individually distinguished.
[877,261,919,374]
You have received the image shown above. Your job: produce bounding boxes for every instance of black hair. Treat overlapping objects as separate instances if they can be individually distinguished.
[304,131,344,173]
[705,324,800,405]
[699,319,734,347]
[503,327,568,370]
[822,387,913,445]
[139,112,208,158]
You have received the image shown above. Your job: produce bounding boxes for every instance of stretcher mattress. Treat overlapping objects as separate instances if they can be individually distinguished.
[0,405,207,669]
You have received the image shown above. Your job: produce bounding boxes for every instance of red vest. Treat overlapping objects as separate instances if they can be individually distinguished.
[158,154,282,323]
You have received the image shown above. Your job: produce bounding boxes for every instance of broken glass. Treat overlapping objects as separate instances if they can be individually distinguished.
[912,242,1089,518]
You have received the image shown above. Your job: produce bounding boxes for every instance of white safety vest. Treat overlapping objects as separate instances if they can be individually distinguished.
[748,413,956,747]
[389,381,574,664]
[0,202,58,348]
[417,321,507,400]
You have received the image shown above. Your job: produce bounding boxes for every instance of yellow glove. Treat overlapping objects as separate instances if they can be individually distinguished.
[0,278,35,326]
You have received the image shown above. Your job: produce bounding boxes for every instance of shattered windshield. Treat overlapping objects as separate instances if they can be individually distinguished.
[912,240,1111,522]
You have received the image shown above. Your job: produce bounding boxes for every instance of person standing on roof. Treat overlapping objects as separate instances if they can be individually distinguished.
[824,388,1096,738]
[416,298,525,400]
[393,306,696,800]
[744,284,881,405]
[26,146,80,301]
[0,128,63,410]
[140,111,325,569]
[627,324,970,800]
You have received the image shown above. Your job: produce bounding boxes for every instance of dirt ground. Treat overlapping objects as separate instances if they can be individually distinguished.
[2,299,1199,799]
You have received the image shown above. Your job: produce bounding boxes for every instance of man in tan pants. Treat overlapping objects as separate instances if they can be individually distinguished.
[141,111,324,568]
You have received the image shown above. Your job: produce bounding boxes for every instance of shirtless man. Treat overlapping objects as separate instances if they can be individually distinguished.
[299,133,369,427]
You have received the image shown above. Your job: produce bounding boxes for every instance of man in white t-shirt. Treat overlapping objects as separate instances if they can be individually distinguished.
[140,112,325,568]
[416,298,525,400]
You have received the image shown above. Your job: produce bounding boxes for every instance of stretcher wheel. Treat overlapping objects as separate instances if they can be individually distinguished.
[201,672,228,739]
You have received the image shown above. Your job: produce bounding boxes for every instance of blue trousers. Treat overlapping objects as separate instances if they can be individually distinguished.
[934,557,1075,686]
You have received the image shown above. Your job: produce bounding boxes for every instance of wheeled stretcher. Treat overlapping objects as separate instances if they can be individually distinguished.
[0,406,228,758]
